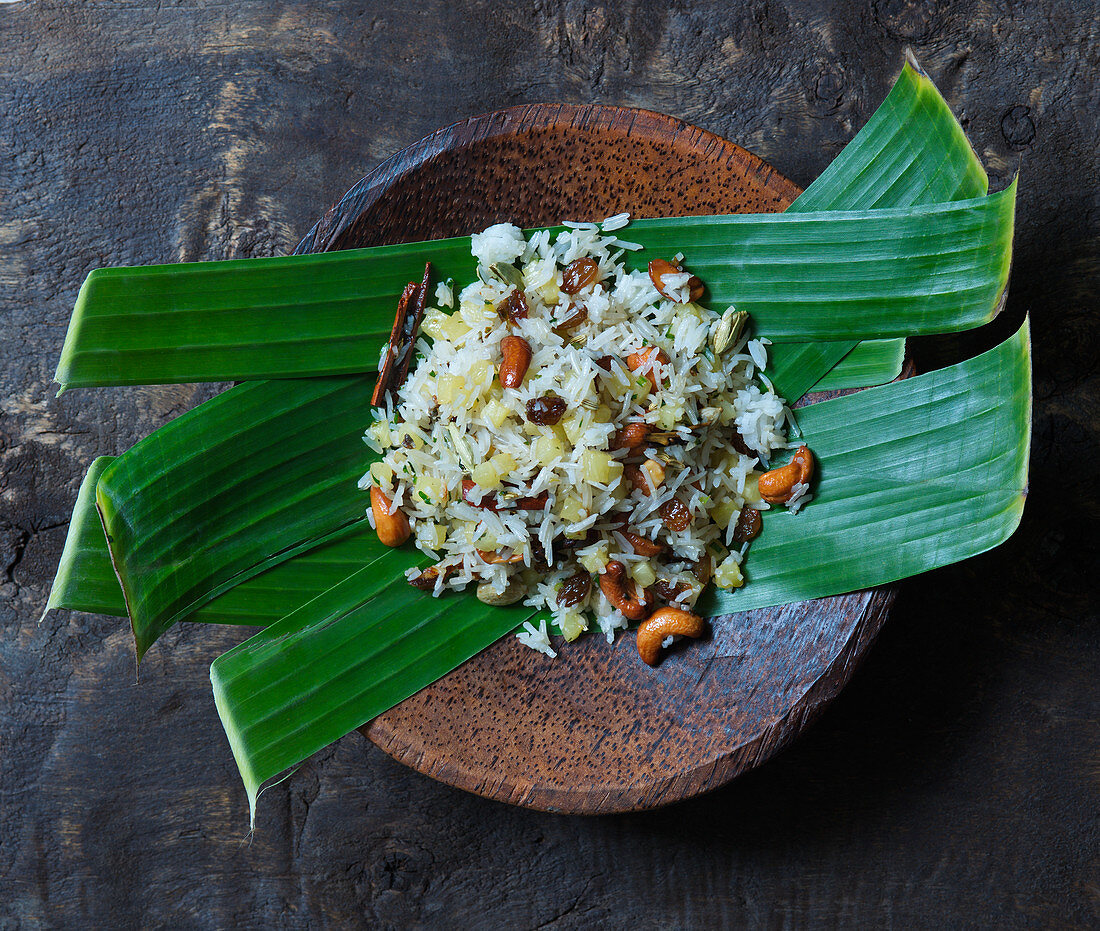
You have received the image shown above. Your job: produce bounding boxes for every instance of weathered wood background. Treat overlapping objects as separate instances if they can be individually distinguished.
[1,1,1097,927]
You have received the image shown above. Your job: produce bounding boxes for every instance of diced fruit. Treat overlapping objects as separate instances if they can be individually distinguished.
[439,313,471,343]
[436,374,464,405]
[558,496,587,523]
[417,474,445,505]
[468,360,491,388]
[484,399,510,428]
[742,475,763,505]
[471,461,503,490]
[709,497,740,529]
[714,554,744,590]
[421,307,447,341]
[630,560,656,588]
[558,610,588,642]
[368,421,391,448]
[535,433,566,465]
[578,543,609,575]
[369,461,395,486]
[581,450,622,485]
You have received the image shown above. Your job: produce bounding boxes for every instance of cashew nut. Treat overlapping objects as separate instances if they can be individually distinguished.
[499,335,532,389]
[635,607,706,666]
[370,485,411,548]
[622,530,664,558]
[598,560,653,620]
[648,258,704,303]
[626,346,670,393]
[757,445,814,504]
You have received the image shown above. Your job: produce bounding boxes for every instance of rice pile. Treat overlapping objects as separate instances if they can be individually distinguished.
[362,215,805,656]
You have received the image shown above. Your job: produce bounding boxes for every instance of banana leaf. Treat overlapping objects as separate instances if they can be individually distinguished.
[45,465,383,625]
[54,187,1015,392]
[96,375,379,660]
[772,54,989,401]
[211,565,538,826]
[699,318,1030,615]
[210,319,1030,823]
[810,339,908,392]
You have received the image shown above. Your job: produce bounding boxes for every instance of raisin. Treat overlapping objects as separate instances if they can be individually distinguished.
[497,288,528,324]
[526,395,567,425]
[732,507,762,543]
[557,571,592,607]
[659,497,693,532]
[558,305,588,330]
[653,579,690,602]
[730,430,754,456]
[561,257,600,294]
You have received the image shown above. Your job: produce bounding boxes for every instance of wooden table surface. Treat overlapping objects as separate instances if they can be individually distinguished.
[2,2,1097,927]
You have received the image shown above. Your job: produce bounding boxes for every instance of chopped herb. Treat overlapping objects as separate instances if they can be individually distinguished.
[418,491,431,504]
[664,327,674,339]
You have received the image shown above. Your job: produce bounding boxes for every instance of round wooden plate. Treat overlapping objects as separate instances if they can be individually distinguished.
[296,105,896,814]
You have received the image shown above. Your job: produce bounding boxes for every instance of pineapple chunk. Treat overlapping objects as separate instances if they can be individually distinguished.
[369,461,395,486]
[593,404,614,424]
[581,450,622,485]
[558,610,588,642]
[714,554,744,590]
[421,307,447,341]
[367,420,391,448]
[439,313,471,343]
[558,496,587,524]
[534,432,566,465]
[471,461,504,490]
[630,560,656,588]
[490,451,517,475]
[436,374,464,405]
[484,399,510,428]
[417,474,445,505]
[562,411,589,444]
[708,497,740,529]
[742,474,763,505]
[578,543,609,575]
[468,360,492,389]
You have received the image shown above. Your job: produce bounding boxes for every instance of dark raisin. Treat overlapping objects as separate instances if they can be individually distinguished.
[526,395,567,425]
[561,257,600,294]
[692,554,713,585]
[497,288,528,324]
[558,305,588,329]
[402,435,415,449]
[557,571,592,607]
[653,578,689,602]
[730,430,754,456]
[732,507,762,543]
[529,539,551,572]
[659,497,693,532]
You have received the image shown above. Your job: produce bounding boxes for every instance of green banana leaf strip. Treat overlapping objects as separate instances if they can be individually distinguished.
[211,563,537,827]
[45,457,126,618]
[699,318,1031,616]
[96,375,379,659]
[45,465,386,625]
[810,339,908,392]
[770,55,990,402]
[55,187,1015,391]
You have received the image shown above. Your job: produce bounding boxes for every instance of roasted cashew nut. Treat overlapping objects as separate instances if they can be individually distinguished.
[599,560,652,621]
[370,485,411,548]
[757,445,814,504]
[635,607,706,666]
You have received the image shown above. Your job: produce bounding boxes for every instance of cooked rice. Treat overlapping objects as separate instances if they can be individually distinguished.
[362,217,806,653]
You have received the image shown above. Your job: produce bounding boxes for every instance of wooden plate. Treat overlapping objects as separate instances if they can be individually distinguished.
[296,105,896,814]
